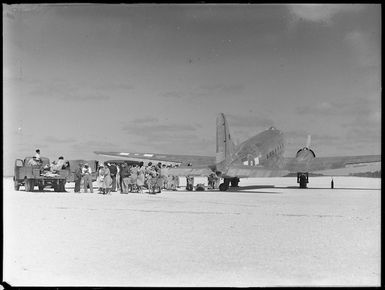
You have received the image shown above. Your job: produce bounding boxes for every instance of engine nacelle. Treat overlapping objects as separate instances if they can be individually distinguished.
[296,147,316,162]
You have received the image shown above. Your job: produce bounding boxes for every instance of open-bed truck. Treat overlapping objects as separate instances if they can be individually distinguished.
[14,157,70,192]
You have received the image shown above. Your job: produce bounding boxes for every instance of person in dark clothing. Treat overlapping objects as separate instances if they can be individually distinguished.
[120,163,131,194]
[108,163,118,192]
[74,162,83,193]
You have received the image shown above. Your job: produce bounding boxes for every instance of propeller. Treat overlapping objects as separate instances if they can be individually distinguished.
[306,135,311,149]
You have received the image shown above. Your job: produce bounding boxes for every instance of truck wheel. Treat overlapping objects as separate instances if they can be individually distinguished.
[14,180,20,191]
[59,180,66,192]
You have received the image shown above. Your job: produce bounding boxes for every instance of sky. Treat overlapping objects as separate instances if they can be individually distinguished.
[3,4,381,176]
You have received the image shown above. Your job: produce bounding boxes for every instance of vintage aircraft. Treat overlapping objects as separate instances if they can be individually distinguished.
[95,113,380,191]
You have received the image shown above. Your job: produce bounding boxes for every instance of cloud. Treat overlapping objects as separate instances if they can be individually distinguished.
[226,114,274,128]
[28,80,112,102]
[121,118,199,144]
[122,122,197,136]
[345,30,380,69]
[44,136,76,143]
[131,117,160,124]
[160,83,244,100]
[161,91,183,99]
[96,82,134,91]
[69,94,110,101]
[296,98,380,119]
[200,83,245,95]
[287,4,363,24]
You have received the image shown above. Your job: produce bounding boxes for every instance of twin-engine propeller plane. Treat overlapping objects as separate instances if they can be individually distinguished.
[95,113,380,191]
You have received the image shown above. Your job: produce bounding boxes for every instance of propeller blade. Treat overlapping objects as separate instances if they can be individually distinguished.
[306,135,311,148]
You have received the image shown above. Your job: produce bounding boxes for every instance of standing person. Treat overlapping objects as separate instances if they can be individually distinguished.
[186,176,194,191]
[129,164,138,192]
[35,149,41,161]
[97,164,105,194]
[160,164,169,189]
[136,161,145,194]
[74,162,83,193]
[116,163,121,192]
[57,156,65,169]
[108,163,118,192]
[82,163,94,193]
[102,164,112,194]
[120,163,130,194]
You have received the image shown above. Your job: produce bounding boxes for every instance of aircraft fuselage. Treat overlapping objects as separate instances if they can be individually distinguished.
[232,127,285,169]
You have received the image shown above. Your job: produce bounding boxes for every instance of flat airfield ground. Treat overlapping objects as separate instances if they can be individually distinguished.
[3,176,381,287]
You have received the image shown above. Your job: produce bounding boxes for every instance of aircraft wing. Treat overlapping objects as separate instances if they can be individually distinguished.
[94,151,216,167]
[226,165,290,178]
[168,166,215,177]
[282,154,381,173]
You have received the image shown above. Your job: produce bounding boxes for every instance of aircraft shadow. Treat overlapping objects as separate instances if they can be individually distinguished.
[205,185,281,194]
[274,186,379,191]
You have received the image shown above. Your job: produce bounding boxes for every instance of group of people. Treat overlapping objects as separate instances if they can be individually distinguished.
[28,149,69,173]
[73,161,181,195]
[115,161,181,194]
[74,162,94,193]
[30,148,219,193]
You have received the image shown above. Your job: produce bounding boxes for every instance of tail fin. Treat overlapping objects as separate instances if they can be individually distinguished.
[216,113,235,172]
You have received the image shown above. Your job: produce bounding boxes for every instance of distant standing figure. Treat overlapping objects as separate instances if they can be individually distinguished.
[120,163,131,194]
[82,163,93,193]
[35,149,41,161]
[74,162,83,193]
[108,163,118,192]
[331,178,334,189]
[129,164,138,192]
[102,164,112,194]
[137,162,145,194]
[186,176,194,191]
[97,164,106,193]
[116,164,121,192]
[28,156,39,166]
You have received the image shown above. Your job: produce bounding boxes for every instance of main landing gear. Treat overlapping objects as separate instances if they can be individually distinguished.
[219,177,240,191]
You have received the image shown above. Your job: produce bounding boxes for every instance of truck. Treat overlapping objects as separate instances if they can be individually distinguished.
[14,157,70,192]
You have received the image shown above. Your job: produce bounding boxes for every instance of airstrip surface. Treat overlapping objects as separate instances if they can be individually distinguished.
[3,176,380,286]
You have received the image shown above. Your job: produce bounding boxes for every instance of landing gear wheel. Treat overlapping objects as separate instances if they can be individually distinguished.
[299,176,307,188]
[219,183,228,191]
[38,185,44,191]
